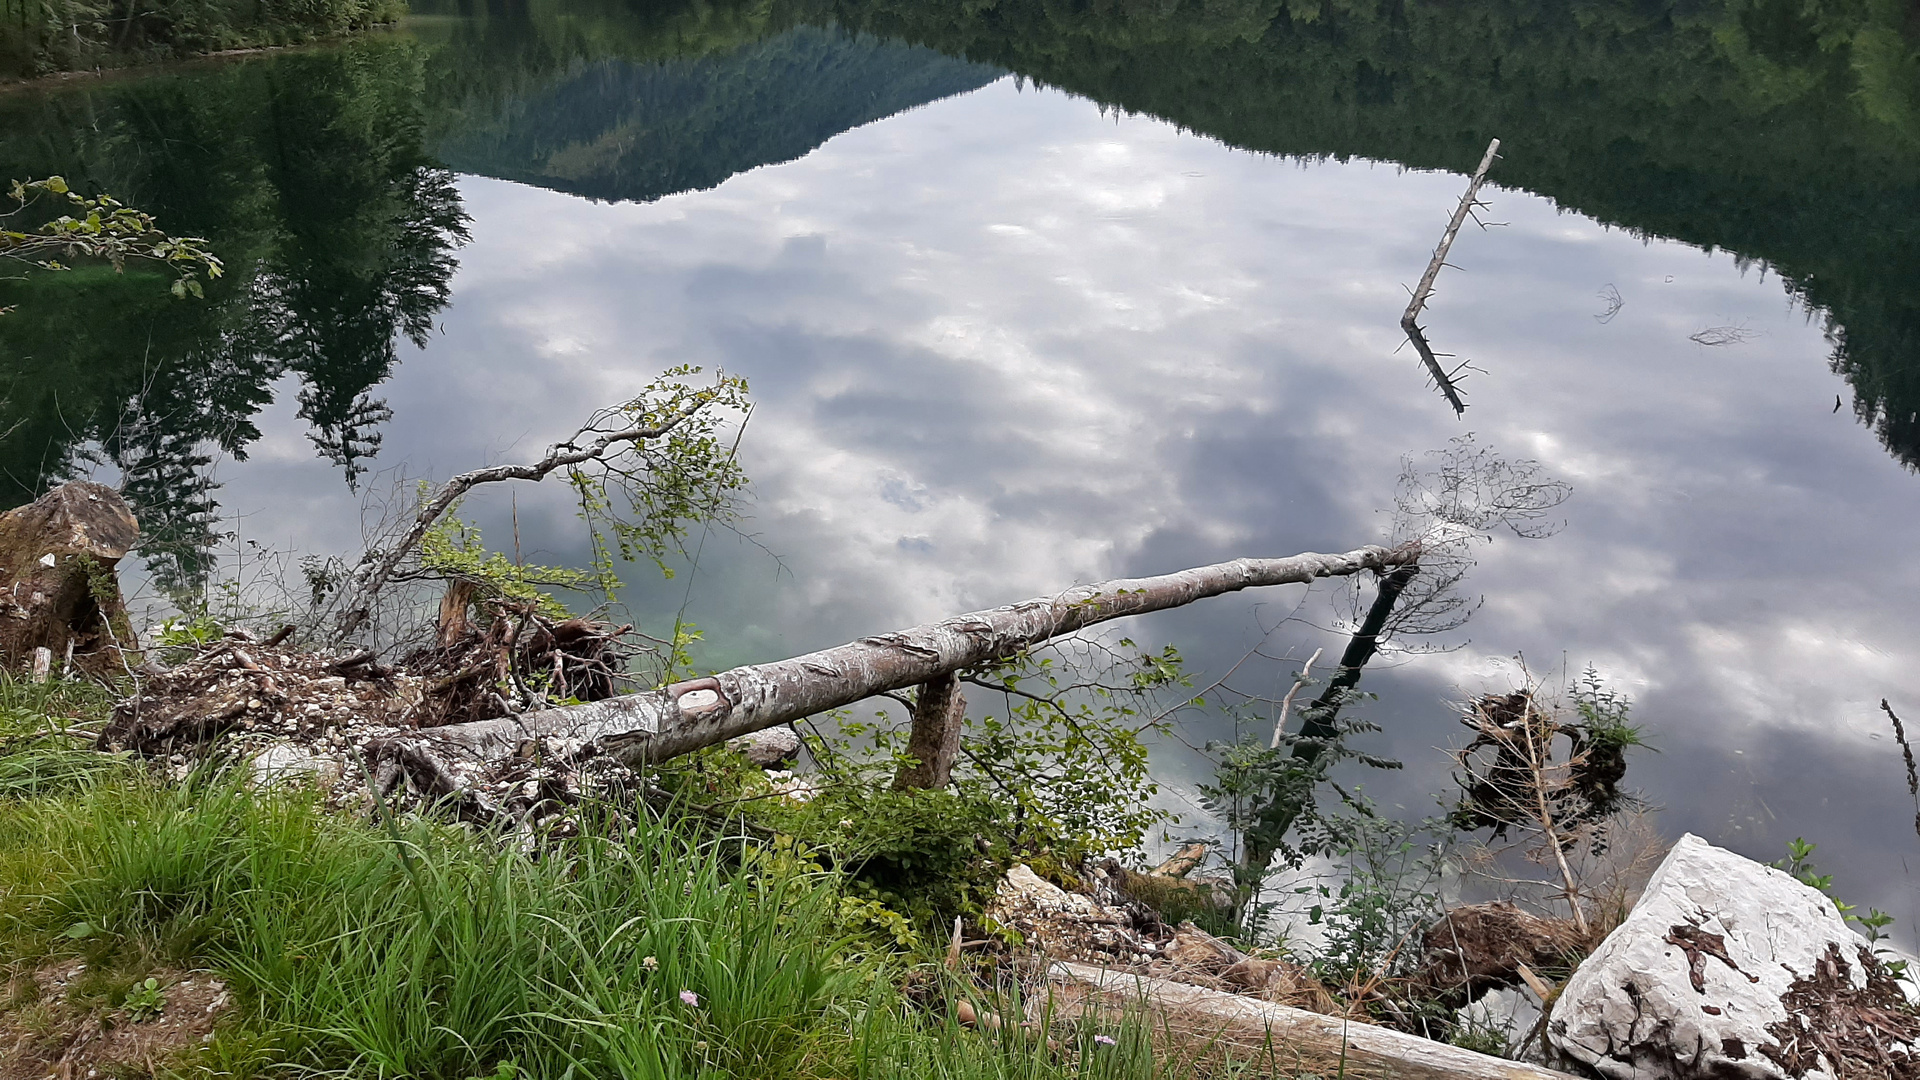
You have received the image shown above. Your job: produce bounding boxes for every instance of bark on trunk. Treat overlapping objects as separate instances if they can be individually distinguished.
[891,672,965,790]
[436,579,477,650]
[0,482,139,675]
[370,544,1416,796]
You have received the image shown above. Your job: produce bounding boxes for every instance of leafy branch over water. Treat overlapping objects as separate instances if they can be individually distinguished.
[0,176,221,314]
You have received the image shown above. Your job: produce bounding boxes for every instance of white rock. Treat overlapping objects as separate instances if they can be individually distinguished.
[1456,986,1545,1062]
[997,863,1104,917]
[1548,833,1914,1079]
[726,726,801,767]
[249,744,345,789]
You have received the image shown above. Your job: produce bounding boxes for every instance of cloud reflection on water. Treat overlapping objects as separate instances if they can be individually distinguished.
[196,77,1920,935]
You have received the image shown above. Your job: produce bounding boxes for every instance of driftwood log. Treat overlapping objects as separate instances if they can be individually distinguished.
[1051,961,1562,1080]
[368,544,1417,798]
[0,482,139,676]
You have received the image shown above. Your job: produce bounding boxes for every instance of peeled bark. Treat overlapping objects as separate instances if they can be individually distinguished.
[0,482,139,675]
[371,544,1416,796]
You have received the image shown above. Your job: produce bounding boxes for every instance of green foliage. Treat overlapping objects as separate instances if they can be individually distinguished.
[1198,683,1402,933]
[418,510,595,618]
[0,0,407,79]
[1771,838,1911,987]
[0,763,1195,1079]
[0,673,126,801]
[1571,666,1651,755]
[121,975,165,1020]
[1293,800,1453,989]
[951,643,1182,861]
[0,176,221,315]
[566,365,752,587]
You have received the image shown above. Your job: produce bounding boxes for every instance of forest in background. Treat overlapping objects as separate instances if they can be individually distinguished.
[0,0,404,78]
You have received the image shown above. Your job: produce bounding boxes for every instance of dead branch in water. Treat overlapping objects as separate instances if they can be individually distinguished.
[1401,139,1501,417]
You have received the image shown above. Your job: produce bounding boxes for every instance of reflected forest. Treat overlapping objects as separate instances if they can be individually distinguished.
[4,0,1918,591]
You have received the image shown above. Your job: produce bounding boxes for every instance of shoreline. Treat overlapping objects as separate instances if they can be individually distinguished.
[0,24,404,95]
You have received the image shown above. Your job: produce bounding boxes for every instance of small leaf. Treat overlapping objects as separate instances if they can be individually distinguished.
[63,921,93,939]
[170,279,187,299]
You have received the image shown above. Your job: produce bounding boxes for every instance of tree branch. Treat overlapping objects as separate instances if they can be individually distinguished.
[330,392,721,644]
[369,543,1420,796]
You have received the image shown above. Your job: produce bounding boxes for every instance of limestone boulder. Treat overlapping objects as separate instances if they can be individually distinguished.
[1548,833,1918,1080]
[726,725,801,767]
[0,482,139,674]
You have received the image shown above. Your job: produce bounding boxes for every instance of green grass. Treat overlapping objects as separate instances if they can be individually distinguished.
[0,681,1233,1079]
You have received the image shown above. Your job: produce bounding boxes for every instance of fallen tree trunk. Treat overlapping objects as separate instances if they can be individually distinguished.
[370,544,1416,797]
[1050,961,1562,1080]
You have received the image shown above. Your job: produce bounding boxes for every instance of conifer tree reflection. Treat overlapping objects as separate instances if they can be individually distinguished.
[0,41,469,592]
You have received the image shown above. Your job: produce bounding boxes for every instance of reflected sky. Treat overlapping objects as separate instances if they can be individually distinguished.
[145,76,1920,934]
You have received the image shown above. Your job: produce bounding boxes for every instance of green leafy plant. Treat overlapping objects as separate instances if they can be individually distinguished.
[1772,838,1911,985]
[1199,682,1403,936]
[2,177,221,315]
[418,510,597,619]
[122,976,165,1021]
[1295,800,1453,991]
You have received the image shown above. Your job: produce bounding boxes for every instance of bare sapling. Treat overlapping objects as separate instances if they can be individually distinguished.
[1447,670,1649,938]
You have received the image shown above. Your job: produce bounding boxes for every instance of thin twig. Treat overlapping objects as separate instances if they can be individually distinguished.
[1272,647,1323,749]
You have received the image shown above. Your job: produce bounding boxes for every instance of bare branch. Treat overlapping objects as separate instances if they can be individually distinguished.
[328,384,728,644]
[1400,138,1501,416]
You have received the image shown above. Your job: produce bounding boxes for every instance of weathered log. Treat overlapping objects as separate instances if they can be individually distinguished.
[892,672,965,790]
[0,482,139,675]
[371,544,1416,795]
[1150,842,1210,879]
[1051,961,1564,1080]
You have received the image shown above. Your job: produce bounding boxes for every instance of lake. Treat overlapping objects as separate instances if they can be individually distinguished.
[4,0,1918,939]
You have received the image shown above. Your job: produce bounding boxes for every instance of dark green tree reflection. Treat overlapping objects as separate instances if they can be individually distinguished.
[0,41,470,594]
[819,0,1920,464]
[4,0,1918,592]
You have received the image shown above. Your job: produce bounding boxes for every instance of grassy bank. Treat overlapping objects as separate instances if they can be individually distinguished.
[0,0,404,80]
[0,679,1229,1079]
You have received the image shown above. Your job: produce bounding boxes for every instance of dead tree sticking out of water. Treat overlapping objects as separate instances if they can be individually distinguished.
[366,545,1419,801]
[1401,138,1501,417]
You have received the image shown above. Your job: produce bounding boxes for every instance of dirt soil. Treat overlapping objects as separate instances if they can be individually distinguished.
[1,961,232,1080]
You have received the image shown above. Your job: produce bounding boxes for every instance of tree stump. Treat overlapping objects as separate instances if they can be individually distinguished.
[0,482,139,676]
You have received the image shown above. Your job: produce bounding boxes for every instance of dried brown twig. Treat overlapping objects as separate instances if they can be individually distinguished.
[1880,698,1920,839]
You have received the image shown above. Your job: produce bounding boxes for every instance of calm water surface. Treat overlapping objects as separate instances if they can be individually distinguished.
[4,1,1918,936]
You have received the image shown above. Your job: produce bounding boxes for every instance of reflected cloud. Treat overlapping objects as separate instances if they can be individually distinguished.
[145,77,1920,932]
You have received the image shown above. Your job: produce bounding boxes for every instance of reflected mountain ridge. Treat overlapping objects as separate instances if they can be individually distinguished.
[810,0,1920,467]
[1,0,1918,590]
[430,23,1001,204]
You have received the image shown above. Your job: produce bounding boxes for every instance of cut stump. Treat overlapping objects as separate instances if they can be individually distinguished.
[0,482,139,675]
